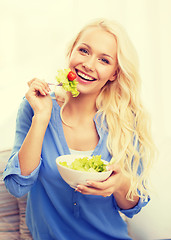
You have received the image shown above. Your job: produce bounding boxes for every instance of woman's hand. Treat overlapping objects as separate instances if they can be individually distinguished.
[76,163,139,209]
[76,163,126,197]
[25,78,52,123]
[18,78,53,176]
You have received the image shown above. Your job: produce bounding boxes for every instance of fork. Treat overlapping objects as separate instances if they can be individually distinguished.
[48,82,63,87]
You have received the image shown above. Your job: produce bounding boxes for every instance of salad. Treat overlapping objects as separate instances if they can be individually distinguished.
[56,68,79,97]
[59,155,107,172]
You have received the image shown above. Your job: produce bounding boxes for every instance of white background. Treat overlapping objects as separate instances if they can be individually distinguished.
[0,0,171,239]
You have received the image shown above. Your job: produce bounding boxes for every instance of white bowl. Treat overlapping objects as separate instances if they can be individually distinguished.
[56,154,112,189]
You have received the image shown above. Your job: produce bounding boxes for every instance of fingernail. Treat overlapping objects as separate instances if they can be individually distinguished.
[76,185,83,192]
[75,188,81,193]
[86,181,92,186]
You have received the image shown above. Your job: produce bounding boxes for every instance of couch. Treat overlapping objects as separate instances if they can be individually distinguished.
[0,150,32,240]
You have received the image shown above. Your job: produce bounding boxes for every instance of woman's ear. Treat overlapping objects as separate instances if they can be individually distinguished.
[109,70,118,82]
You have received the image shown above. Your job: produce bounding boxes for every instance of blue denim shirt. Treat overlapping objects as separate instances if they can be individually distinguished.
[3,94,149,240]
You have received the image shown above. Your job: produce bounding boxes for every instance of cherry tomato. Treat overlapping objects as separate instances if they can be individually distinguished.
[67,71,76,81]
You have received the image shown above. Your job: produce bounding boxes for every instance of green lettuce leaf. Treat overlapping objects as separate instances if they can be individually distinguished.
[56,68,79,97]
[59,155,107,172]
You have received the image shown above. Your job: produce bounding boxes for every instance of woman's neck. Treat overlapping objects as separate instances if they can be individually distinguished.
[61,93,98,127]
[68,93,97,115]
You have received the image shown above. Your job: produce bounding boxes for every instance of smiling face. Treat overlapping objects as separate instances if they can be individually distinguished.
[68,27,118,96]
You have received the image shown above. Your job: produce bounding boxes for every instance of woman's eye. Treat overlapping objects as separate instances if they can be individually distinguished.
[79,48,89,54]
[100,58,109,64]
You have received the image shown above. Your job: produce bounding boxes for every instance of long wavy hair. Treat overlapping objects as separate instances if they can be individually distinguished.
[59,19,156,200]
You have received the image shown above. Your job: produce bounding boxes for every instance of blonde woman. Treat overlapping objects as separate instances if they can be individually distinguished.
[3,19,155,240]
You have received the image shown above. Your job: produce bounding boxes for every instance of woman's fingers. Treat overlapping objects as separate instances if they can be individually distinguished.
[76,173,116,197]
[27,78,35,87]
[32,83,48,96]
[28,78,50,91]
[25,78,53,117]
[76,183,114,197]
[27,78,50,96]
[86,172,116,190]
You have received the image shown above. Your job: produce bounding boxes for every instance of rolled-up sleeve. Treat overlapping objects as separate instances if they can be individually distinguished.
[113,195,150,218]
[3,151,42,198]
[3,97,41,198]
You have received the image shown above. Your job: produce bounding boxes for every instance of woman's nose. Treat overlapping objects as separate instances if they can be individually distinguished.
[82,56,96,71]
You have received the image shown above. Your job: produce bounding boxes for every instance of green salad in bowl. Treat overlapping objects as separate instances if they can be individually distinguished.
[59,155,107,172]
[56,155,112,189]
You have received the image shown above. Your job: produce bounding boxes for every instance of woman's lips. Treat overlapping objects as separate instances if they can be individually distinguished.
[76,69,97,82]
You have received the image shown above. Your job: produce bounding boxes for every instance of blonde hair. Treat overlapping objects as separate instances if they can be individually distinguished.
[64,19,156,200]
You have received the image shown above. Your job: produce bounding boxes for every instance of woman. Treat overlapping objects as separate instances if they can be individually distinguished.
[3,19,155,240]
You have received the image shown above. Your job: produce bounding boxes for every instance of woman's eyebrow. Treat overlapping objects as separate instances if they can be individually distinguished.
[101,53,114,60]
[81,43,114,60]
[81,43,91,49]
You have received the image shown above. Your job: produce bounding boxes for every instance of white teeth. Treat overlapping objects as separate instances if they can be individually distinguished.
[77,71,94,81]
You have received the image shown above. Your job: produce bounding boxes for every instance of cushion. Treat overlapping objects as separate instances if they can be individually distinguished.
[0,172,20,237]
[17,195,32,239]
[0,150,32,239]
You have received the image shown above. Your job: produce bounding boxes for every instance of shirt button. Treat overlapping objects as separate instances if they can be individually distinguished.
[74,202,77,206]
